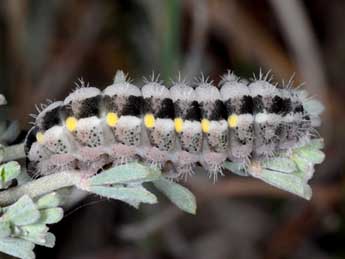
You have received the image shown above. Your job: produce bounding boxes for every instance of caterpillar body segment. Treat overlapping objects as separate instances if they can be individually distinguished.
[220,76,254,162]
[25,70,323,181]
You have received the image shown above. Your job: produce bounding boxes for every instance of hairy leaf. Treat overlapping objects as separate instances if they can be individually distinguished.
[3,196,40,226]
[154,177,197,214]
[90,185,158,207]
[0,238,35,259]
[36,192,61,210]
[90,163,161,186]
[262,157,297,174]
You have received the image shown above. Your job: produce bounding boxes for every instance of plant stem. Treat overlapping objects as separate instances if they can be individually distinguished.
[0,171,83,206]
[0,143,26,163]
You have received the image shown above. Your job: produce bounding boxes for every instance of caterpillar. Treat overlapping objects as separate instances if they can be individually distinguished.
[24,70,324,183]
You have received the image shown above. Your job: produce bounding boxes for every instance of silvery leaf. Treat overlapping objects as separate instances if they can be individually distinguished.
[0,238,35,259]
[90,185,158,207]
[262,157,297,173]
[3,196,40,226]
[37,208,63,224]
[90,163,161,186]
[21,231,55,248]
[20,224,49,238]
[223,161,248,176]
[36,192,61,210]
[0,220,11,238]
[294,148,325,165]
[0,161,21,188]
[309,138,324,150]
[291,154,314,174]
[252,169,312,200]
[154,177,197,214]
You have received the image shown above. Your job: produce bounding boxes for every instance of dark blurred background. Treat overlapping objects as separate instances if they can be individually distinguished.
[0,0,344,258]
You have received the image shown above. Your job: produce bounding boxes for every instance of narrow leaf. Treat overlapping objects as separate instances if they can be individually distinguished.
[295,148,325,165]
[36,192,61,209]
[0,220,11,238]
[252,169,312,200]
[22,232,55,248]
[291,154,313,174]
[0,161,21,188]
[4,195,40,226]
[0,238,35,259]
[90,185,158,207]
[154,177,197,214]
[224,161,248,176]
[20,224,49,238]
[308,138,324,150]
[262,157,297,173]
[90,163,161,186]
[37,208,64,224]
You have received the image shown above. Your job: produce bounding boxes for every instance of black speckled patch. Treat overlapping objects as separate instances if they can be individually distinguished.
[294,104,304,113]
[269,96,283,114]
[174,100,201,121]
[240,95,253,114]
[144,98,175,119]
[39,105,63,130]
[281,98,292,115]
[200,100,227,120]
[155,98,175,119]
[252,95,264,113]
[122,95,143,116]
[75,95,102,118]
[223,99,234,115]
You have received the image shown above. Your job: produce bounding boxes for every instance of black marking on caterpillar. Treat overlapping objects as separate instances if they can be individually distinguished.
[24,70,323,181]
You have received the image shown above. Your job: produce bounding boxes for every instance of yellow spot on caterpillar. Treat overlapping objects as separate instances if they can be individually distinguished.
[174,118,184,133]
[106,112,118,127]
[36,132,44,144]
[144,114,155,128]
[66,117,78,132]
[228,114,238,128]
[201,119,210,133]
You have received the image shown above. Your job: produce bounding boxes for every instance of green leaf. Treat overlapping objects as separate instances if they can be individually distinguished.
[3,195,40,226]
[36,192,61,209]
[0,161,21,188]
[253,169,312,200]
[294,148,325,165]
[90,163,161,186]
[291,154,313,173]
[223,161,248,176]
[0,220,11,238]
[37,208,63,224]
[21,231,55,248]
[89,185,158,207]
[154,177,197,214]
[262,157,297,173]
[20,224,49,238]
[308,138,324,150]
[0,238,35,259]
[19,224,51,247]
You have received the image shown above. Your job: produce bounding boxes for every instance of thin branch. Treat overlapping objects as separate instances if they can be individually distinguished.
[0,171,83,206]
